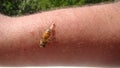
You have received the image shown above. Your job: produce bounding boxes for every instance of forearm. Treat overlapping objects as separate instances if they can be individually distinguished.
[0,2,120,66]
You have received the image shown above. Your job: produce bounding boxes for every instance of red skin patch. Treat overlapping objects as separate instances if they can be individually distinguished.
[30,31,35,37]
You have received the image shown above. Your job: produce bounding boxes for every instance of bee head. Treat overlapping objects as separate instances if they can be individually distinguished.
[40,40,47,48]
[39,43,45,48]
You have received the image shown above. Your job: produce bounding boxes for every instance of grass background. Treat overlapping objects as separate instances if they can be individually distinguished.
[0,0,114,16]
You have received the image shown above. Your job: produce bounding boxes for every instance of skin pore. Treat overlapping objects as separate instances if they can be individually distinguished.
[0,2,120,66]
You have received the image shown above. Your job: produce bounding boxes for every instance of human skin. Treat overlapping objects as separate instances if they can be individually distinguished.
[0,2,120,66]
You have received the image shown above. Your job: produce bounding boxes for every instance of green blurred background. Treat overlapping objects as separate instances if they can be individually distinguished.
[0,0,114,16]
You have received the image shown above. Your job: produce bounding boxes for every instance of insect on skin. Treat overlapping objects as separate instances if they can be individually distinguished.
[39,23,55,48]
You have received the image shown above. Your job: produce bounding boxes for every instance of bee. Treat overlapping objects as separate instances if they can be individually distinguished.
[39,23,55,48]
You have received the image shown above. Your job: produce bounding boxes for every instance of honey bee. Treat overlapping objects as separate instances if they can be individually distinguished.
[40,23,55,47]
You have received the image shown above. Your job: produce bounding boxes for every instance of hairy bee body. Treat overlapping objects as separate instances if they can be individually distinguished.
[40,23,55,47]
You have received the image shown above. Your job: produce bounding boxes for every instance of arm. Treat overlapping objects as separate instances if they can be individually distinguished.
[0,2,120,66]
